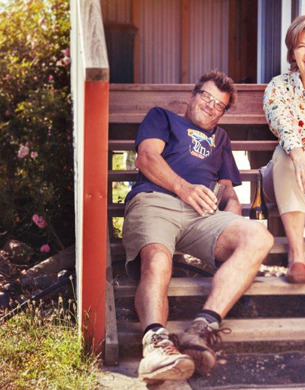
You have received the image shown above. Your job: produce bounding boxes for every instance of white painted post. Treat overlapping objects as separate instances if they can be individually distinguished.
[281,0,292,74]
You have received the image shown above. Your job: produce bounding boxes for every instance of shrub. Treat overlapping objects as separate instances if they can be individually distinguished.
[0,0,74,255]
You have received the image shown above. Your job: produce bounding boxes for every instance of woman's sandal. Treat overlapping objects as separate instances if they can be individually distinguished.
[286,262,305,284]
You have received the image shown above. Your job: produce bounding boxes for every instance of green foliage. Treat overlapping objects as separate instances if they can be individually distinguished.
[0,298,102,388]
[112,153,132,237]
[0,0,74,253]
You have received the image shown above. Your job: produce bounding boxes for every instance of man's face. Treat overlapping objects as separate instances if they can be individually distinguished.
[185,80,230,130]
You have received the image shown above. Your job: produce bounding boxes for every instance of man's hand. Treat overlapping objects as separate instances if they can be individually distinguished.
[290,147,305,193]
[177,182,217,216]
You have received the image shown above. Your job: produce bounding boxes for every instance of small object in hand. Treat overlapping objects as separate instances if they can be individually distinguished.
[209,182,226,208]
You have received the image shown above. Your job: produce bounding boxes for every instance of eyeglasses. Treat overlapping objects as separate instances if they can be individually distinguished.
[197,90,227,112]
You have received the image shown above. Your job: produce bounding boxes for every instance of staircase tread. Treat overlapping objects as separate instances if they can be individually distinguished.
[117,318,305,343]
[113,275,305,297]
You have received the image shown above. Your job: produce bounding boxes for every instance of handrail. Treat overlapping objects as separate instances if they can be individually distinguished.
[78,0,109,81]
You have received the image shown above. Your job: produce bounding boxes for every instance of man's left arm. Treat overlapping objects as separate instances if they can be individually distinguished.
[218,179,242,215]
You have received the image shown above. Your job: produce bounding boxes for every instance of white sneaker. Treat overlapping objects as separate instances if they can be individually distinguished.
[138,327,195,383]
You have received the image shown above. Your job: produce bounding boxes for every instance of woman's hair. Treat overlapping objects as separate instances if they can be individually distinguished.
[286,15,305,72]
[192,70,237,110]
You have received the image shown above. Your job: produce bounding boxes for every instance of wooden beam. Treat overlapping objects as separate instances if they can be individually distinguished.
[109,236,293,257]
[117,318,305,344]
[82,80,108,353]
[108,169,260,182]
[79,0,109,81]
[114,275,305,298]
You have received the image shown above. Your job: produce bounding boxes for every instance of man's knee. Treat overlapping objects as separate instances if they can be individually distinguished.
[239,221,274,256]
[216,219,274,262]
[140,243,173,276]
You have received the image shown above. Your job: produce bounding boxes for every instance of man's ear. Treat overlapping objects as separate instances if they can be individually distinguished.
[186,93,193,104]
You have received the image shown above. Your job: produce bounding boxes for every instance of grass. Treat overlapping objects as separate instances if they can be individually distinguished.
[0,297,103,389]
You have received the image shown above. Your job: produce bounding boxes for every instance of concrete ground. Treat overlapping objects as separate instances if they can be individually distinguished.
[99,352,305,390]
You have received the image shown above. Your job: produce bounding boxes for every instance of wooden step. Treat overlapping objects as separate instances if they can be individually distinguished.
[108,202,279,218]
[109,169,260,182]
[109,139,278,152]
[114,275,305,298]
[110,236,294,256]
[117,318,305,345]
[109,84,268,125]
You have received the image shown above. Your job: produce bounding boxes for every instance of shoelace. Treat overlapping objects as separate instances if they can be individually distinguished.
[197,325,232,351]
[151,334,180,355]
[170,325,232,352]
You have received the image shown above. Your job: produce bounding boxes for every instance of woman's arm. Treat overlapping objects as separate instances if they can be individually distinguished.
[263,75,303,154]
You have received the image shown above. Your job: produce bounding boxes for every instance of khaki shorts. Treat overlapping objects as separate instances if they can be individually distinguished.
[122,192,242,280]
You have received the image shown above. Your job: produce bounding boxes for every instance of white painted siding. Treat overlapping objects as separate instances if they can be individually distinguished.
[101,0,132,23]
[138,0,181,83]
[188,0,229,83]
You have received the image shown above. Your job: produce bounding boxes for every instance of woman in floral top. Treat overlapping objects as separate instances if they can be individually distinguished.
[262,15,305,283]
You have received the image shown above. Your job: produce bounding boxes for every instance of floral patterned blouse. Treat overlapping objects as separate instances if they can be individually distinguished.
[263,71,305,154]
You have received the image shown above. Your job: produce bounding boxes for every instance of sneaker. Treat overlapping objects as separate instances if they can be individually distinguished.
[138,327,195,383]
[175,319,229,376]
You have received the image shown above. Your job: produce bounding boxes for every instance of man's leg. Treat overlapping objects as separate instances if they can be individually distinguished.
[135,243,172,329]
[135,243,195,383]
[204,218,273,316]
[177,219,274,375]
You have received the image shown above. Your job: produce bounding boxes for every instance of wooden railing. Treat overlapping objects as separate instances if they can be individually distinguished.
[71,0,109,354]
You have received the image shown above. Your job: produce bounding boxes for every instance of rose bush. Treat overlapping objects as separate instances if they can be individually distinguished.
[0,0,73,257]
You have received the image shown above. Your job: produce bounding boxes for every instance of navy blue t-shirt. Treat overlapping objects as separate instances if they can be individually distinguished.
[125,107,241,202]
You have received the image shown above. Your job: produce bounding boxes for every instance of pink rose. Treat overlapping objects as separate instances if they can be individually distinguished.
[63,56,71,65]
[48,74,54,81]
[30,151,38,159]
[32,214,47,228]
[17,144,30,159]
[62,48,70,57]
[40,244,50,253]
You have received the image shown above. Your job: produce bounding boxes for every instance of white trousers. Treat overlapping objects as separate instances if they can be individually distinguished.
[261,144,305,215]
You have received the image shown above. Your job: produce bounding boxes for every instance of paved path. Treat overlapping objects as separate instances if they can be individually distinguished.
[100,352,305,390]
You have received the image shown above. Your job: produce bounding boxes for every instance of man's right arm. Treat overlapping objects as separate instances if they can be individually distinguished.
[136,138,217,216]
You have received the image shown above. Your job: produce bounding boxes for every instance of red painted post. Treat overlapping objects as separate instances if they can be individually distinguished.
[82,80,109,353]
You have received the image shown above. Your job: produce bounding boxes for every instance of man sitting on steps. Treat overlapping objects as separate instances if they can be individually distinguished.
[122,70,274,383]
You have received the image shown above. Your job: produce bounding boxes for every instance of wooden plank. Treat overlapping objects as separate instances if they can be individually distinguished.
[108,140,278,152]
[109,83,267,92]
[109,236,294,257]
[117,318,305,344]
[109,113,266,125]
[114,275,305,298]
[109,84,267,124]
[79,0,109,81]
[109,169,259,182]
[105,281,119,366]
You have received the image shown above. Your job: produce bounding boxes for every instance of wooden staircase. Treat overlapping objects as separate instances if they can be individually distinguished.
[105,84,305,366]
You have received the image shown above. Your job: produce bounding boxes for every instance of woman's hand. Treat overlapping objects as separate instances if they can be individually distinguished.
[290,147,305,193]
